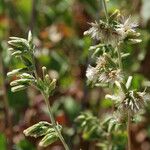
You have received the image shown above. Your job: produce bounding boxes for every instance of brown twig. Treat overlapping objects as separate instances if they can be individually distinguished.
[0,51,13,150]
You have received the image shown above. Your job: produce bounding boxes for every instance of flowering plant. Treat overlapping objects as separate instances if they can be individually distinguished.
[76,0,149,149]
[7,31,69,150]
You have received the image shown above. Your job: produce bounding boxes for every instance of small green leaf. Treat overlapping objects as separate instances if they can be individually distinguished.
[23,121,51,138]
[28,30,32,43]
[39,133,59,147]
[11,85,27,92]
[7,68,29,77]
[10,78,32,86]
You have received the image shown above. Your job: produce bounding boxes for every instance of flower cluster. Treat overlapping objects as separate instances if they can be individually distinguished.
[84,15,141,46]
[84,7,148,118]
[86,53,123,86]
[106,89,149,114]
[7,31,56,97]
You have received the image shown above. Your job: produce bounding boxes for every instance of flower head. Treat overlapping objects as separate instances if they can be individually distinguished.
[116,16,139,40]
[96,55,107,68]
[84,20,120,46]
[120,91,149,113]
[99,69,123,84]
[86,65,99,83]
[107,90,149,114]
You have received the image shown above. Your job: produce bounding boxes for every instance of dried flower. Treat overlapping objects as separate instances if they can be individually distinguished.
[96,55,107,68]
[86,65,99,83]
[107,90,149,114]
[116,16,140,40]
[99,69,123,84]
[119,91,149,113]
[84,20,120,46]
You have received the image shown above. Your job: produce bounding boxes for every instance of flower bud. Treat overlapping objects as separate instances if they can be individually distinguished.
[42,66,47,77]
[11,51,22,56]
[49,79,57,91]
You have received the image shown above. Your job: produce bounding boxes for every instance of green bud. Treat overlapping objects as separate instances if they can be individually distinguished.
[39,133,58,147]
[23,121,51,138]
[121,53,130,58]
[42,66,47,77]
[45,74,50,84]
[11,85,27,92]
[126,76,133,89]
[12,50,22,56]
[20,73,34,79]
[7,69,22,77]
[7,68,28,77]
[10,79,31,86]
[110,9,120,20]
[8,38,29,49]
[76,115,85,121]
[49,79,57,92]
[8,48,14,51]
[129,39,142,44]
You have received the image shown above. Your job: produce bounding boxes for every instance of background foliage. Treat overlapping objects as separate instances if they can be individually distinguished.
[0,0,150,149]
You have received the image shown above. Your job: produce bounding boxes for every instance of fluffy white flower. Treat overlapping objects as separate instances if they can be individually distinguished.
[84,21,120,46]
[99,69,123,84]
[86,65,98,83]
[116,16,138,39]
[120,91,149,113]
[96,56,107,68]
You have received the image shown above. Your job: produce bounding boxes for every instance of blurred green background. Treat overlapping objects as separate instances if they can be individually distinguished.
[0,0,150,149]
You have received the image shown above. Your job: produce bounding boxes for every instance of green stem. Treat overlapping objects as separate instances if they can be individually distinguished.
[102,0,109,22]
[127,111,132,150]
[116,46,122,70]
[116,45,132,149]
[43,94,69,150]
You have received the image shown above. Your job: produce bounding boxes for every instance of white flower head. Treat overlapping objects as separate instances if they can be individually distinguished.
[99,69,123,84]
[84,20,120,46]
[86,65,99,83]
[96,55,107,68]
[84,21,100,40]
[116,16,138,39]
[119,91,149,113]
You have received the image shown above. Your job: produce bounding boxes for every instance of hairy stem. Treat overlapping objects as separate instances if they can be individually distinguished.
[43,94,69,150]
[127,112,132,150]
[102,0,109,22]
[116,46,132,149]
[116,46,123,70]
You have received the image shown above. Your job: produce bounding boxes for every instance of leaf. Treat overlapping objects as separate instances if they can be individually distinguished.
[39,132,59,147]
[7,68,29,77]
[22,56,33,67]
[9,37,30,49]
[28,30,32,43]
[10,78,31,86]
[23,121,52,138]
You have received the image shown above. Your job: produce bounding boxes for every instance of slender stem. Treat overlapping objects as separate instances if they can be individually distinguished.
[127,112,132,150]
[116,46,123,70]
[43,94,69,150]
[102,0,109,22]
